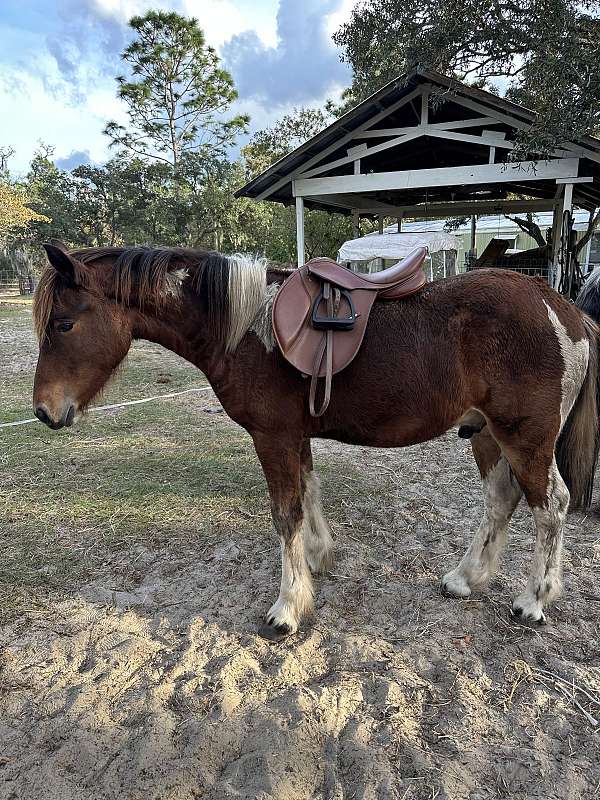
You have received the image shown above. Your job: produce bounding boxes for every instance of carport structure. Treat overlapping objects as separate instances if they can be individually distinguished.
[236,69,600,284]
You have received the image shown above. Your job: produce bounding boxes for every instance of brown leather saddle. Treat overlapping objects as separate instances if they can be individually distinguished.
[272,247,428,416]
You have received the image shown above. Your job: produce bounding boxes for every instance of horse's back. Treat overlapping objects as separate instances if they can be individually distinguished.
[315,269,585,446]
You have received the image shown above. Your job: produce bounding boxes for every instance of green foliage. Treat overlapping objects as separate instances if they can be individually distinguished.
[104,10,249,165]
[333,0,600,156]
[242,107,330,179]
[242,108,353,262]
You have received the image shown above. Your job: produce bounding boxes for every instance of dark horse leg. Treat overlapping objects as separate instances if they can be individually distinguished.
[300,440,334,574]
[253,433,314,640]
[442,428,522,598]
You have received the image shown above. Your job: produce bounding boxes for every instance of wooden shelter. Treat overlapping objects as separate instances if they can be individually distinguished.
[236,69,600,285]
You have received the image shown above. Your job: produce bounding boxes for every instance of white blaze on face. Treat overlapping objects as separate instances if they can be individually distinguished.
[544,302,589,429]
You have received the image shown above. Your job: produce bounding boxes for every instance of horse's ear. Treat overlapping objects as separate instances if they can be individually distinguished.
[43,243,80,287]
[48,239,68,251]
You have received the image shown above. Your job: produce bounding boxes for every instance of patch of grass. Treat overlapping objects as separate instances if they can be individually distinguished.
[0,304,272,619]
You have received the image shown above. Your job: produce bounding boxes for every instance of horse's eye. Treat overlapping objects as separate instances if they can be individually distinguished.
[56,321,74,333]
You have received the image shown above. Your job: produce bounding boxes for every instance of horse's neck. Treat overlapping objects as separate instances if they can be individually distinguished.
[129,300,220,373]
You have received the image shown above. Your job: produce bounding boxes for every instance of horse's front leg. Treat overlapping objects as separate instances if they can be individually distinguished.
[300,439,334,574]
[253,433,314,640]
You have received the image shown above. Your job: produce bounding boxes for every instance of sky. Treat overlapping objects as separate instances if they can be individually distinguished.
[0,0,356,174]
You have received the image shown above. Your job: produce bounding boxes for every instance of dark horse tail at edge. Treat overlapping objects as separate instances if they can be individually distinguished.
[558,267,600,508]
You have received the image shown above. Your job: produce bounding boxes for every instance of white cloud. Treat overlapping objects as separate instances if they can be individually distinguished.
[182,0,278,48]
[0,68,124,173]
[323,0,358,38]
[87,0,279,49]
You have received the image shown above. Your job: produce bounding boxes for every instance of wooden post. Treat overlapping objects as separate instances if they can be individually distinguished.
[397,214,403,233]
[551,195,563,285]
[352,210,360,239]
[555,183,574,289]
[470,215,477,257]
[421,87,429,125]
[295,196,305,267]
[378,215,384,234]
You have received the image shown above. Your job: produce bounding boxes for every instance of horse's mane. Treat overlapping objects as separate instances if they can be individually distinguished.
[34,246,271,351]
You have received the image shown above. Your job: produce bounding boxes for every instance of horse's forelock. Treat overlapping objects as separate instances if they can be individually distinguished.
[33,267,58,342]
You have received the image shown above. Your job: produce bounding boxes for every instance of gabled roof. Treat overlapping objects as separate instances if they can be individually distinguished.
[236,68,600,212]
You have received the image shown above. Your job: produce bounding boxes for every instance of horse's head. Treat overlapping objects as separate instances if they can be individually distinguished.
[33,244,132,429]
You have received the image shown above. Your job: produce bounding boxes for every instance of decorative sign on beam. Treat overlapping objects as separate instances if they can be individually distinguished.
[293,159,580,197]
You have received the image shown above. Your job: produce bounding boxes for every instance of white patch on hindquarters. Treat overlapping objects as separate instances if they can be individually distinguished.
[302,471,334,573]
[544,301,589,429]
[442,457,522,597]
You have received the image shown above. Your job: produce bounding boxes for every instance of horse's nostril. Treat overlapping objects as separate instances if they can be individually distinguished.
[34,406,51,425]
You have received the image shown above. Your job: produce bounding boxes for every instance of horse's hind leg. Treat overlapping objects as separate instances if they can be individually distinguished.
[300,439,334,573]
[442,428,522,598]
[507,451,569,624]
[253,433,314,640]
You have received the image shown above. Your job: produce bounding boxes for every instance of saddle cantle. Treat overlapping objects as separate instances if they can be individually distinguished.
[272,247,428,416]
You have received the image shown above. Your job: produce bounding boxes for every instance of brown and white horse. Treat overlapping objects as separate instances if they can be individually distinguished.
[32,245,600,640]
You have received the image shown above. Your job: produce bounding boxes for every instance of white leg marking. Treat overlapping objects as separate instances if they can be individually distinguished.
[544,301,589,429]
[512,458,569,623]
[442,457,522,598]
[266,530,314,634]
[302,471,334,573]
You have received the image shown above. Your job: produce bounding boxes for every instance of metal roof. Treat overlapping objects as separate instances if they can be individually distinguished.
[236,68,600,212]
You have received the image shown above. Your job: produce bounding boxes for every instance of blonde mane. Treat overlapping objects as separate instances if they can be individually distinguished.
[33,246,273,350]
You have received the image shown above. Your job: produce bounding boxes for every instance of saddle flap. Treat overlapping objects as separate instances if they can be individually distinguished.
[272,266,376,378]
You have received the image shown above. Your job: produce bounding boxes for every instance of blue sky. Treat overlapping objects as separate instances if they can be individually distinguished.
[0,0,355,174]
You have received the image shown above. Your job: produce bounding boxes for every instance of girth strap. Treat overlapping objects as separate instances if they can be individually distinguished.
[309,282,341,417]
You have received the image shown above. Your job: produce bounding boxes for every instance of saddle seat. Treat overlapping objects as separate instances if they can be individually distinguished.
[272,247,428,416]
[305,246,427,297]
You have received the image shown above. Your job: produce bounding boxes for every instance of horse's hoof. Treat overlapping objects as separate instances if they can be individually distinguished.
[441,571,472,598]
[258,620,293,641]
[511,599,546,625]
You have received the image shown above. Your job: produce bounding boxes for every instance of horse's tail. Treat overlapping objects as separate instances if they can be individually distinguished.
[555,272,600,509]
[575,266,600,323]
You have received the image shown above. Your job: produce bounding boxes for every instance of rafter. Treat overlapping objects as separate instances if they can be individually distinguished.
[254,86,423,201]
[357,117,500,137]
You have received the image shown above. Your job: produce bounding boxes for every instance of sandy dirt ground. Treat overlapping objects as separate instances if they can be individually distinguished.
[1,303,599,800]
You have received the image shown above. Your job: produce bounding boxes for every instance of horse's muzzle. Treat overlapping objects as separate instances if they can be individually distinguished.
[34,404,76,430]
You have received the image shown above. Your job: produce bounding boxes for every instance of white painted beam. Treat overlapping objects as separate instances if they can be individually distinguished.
[293,159,580,197]
[426,129,514,150]
[421,87,429,125]
[555,176,594,184]
[304,194,560,217]
[357,117,500,137]
[449,93,532,132]
[299,130,423,180]
[256,87,423,200]
[295,196,305,266]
